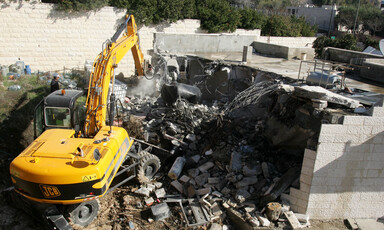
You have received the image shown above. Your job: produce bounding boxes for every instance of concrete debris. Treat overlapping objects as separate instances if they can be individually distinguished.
[284,211,302,229]
[155,188,166,198]
[171,180,184,194]
[168,156,186,180]
[265,202,282,221]
[134,187,150,197]
[256,213,271,227]
[112,54,377,230]
[198,161,214,172]
[151,203,171,221]
[145,197,155,206]
[294,85,361,108]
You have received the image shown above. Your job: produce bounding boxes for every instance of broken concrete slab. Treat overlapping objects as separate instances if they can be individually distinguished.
[234,176,258,188]
[196,187,211,196]
[198,161,214,172]
[226,208,253,230]
[293,85,361,108]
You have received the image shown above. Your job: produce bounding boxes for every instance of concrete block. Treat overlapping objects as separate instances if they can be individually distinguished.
[171,180,184,194]
[317,143,345,153]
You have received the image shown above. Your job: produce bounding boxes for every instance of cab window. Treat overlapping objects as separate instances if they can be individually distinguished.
[45,107,71,127]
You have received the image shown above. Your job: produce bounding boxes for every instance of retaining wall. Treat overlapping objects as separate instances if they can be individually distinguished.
[0,2,203,76]
[252,42,315,60]
[154,33,259,54]
[256,36,316,48]
[288,101,384,219]
[324,47,384,65]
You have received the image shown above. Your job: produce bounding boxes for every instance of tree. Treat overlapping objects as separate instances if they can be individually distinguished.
[197,0,241,33]
[55,0,109,11]
[158,0,184,23]
[181,0,198,19]
[360,6,384,36]
[128,0,159,25]
[335,5,359,31]
[239,7,266,29]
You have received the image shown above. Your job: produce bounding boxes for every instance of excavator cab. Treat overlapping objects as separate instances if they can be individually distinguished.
[34,89,86,139]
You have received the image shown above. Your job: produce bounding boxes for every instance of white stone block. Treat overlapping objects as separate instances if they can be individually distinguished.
[304,149,317,160]
[343,116,365,125]
[364,117,384,126]
[372,107,384,117]
[318,134,334,143]
[320,124,345,134]
[300,174,312,185]
[346,125,373,135]
[301,165,314,176]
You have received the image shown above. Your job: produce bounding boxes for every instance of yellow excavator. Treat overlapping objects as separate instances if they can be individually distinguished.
[9,15,160,229]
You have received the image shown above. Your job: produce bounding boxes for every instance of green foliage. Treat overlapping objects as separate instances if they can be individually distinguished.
[197,0,241,33]
[55,0,109,12]
[360,6,384,36]
[363,36,379,49]
[335,5,357,31]
[158,0,184,23]
[181,0,198,19]
[262,15,316,37]
[127,0,159,25]
[52,0,316,35]
[239,7,266,30]
[313,34,360,58]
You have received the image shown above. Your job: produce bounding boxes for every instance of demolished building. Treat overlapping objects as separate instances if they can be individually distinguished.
[117,53,384,228]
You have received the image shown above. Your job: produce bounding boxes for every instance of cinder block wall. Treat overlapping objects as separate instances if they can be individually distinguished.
[288,102,384,219]
[0,2,202,76]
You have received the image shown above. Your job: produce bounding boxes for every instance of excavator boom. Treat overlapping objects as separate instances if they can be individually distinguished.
[84,15,144,137]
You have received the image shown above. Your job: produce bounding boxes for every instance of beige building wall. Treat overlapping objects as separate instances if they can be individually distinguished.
[288,102,384,219]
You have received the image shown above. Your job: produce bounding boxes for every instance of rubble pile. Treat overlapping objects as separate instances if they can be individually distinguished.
[117,55,367,229]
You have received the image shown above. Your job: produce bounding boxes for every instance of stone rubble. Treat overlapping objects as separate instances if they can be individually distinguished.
[116,55,373,229]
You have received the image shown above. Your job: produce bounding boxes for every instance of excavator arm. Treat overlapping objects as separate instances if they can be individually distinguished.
[84,15,144,137]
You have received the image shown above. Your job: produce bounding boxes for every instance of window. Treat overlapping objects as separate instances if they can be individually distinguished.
[45,107,71,127]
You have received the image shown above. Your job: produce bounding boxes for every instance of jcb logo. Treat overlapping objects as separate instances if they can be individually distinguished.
[39,185,61,198]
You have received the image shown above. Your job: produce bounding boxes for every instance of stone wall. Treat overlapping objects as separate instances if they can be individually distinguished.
[0,1,203,76]
[288,101,384,219]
